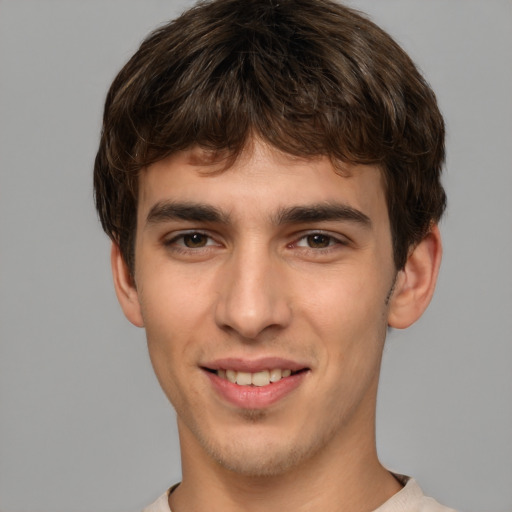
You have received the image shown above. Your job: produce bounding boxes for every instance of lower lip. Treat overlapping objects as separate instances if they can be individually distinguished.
[205,370,307,409]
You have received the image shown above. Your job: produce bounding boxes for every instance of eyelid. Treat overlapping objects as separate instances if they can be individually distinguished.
[164,230,221,248]
[288,229,350,256]
[291,230,350,248]
[162,229,350,252]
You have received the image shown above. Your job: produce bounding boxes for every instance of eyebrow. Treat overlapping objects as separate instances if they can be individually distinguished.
[146,201,230,225]
[145,200,371,229]
[274,203,372,228]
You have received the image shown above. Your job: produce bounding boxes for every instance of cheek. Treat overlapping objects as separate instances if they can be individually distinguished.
[136,275,210,390]
[140,289,204,414]
[138,260,214,337]
[296,265,391,385]
[297,265,390,332]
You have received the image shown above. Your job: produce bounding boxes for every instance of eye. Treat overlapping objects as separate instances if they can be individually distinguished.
[295,233,341,249]
[181,232,210,248]
[165,231,219,249]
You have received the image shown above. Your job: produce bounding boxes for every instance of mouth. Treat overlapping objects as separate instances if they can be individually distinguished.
[204,367,306,387]
[201,359,310,409]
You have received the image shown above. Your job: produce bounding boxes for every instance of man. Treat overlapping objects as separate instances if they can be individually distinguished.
[94,0,455,510]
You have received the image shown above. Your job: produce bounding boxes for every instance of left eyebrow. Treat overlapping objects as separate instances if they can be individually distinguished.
[273,203,372,228]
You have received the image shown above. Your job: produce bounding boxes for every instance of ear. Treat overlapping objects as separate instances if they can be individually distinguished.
[387,224,442,329]
[111,242,144,328]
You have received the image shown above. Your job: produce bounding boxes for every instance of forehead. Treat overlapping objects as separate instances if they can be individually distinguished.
[137,140,387,223]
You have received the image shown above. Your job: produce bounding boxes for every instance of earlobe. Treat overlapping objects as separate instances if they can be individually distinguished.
[111,243,144,328]
[387,225,442,329]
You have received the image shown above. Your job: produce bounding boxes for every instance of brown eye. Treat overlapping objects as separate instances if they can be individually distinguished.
[306,234,332,248]
[183,233,209,248]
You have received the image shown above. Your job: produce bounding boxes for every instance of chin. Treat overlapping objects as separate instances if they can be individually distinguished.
[198,425,333,478]
[211,444,305,477]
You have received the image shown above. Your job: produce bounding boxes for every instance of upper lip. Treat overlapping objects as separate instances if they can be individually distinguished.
[202,357,309,373]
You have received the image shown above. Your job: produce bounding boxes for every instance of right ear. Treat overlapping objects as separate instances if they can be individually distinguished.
[111,242,144,327]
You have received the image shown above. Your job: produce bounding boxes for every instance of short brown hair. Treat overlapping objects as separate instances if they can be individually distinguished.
[94,0,446,272]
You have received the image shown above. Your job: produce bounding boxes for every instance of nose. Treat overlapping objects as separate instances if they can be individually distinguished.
[214,245,292,340]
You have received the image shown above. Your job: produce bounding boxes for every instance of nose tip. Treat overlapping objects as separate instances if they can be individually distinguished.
[214,260,291,340]
[219,303,277,340]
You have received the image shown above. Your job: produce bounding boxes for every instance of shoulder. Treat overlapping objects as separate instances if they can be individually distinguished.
[141,488,173,512]
[141,477,457,512]
[374,474,458,512]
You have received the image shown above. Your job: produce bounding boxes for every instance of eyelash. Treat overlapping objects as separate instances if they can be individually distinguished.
[163,230,348,255]
[164,231,219,252]
[291,232,348,251]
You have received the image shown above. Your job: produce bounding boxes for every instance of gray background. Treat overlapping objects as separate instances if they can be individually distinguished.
[0,0,511,511]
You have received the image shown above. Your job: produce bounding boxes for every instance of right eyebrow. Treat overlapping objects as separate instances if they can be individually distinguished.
[145,201,230,226]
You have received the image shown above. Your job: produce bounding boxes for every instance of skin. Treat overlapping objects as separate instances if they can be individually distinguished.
[112,139,442,512]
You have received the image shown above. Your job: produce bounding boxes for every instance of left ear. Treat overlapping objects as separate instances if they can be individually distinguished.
[387,224,442,329]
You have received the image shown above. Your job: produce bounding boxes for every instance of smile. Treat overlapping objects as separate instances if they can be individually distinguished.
[202,358,310,408]
[216,368,293,387]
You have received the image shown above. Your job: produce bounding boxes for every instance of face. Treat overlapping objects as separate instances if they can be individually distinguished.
[120,140,402,476]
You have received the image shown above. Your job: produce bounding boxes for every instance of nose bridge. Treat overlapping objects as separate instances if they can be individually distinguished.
[214,239,290,339]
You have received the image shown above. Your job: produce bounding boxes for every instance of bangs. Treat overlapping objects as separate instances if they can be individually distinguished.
[105,0,418,175]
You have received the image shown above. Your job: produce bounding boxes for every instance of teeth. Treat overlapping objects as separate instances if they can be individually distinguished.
[269,369,282,382]
[252,370,270,387]
[216,368,295,386]
[236,371,252,386]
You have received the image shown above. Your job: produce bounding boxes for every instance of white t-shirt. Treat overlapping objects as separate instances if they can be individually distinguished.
[142,475,458,512]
